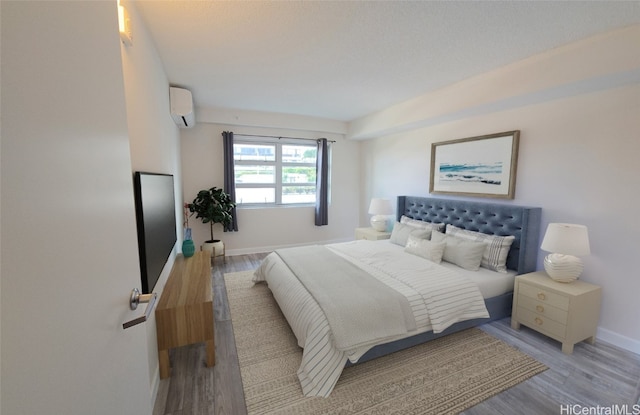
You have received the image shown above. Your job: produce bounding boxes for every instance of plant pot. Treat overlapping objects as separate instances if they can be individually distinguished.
[202,240,224,258]
[182,239,195,257]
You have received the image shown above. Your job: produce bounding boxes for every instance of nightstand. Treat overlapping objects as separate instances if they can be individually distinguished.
[511,271,601,354]
[355,227,391,241]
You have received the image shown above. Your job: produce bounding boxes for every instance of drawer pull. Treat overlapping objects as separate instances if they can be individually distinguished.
[534,317,543,326]
[536,305,544,313]
[537,292,546,301]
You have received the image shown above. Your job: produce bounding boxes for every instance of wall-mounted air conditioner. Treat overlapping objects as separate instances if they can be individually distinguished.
[169,87,195,128]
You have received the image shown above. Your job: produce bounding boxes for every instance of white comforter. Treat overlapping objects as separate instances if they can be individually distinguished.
[252,240,489,397]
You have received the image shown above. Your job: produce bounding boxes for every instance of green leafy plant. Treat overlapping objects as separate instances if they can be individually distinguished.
[187,187,235,242]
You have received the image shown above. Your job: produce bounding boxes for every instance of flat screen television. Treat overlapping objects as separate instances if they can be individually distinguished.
[133,172,177,294]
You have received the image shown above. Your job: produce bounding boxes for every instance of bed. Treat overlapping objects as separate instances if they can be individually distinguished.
[253,196,541,397]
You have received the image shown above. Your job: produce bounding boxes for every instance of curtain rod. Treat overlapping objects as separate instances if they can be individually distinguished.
[233,133,336,143]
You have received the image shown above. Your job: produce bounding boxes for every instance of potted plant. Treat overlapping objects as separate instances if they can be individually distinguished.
[187,187,235,258]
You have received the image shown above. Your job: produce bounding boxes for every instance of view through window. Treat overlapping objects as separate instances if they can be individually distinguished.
[233,139,319,206]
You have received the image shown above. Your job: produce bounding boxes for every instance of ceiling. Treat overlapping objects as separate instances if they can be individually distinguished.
[134,1,640,122]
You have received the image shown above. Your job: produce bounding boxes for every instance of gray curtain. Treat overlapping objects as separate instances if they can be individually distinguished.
[315,138,329,226]
[222,131,238,232]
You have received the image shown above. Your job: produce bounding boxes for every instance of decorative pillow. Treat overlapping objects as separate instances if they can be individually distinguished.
[390,222,431,246]
[431,232,486,271]
[400,215,445,233]
[445,224,515,273]
[404,235,446,263]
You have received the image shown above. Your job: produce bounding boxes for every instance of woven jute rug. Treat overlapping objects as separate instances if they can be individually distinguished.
[225,270,546,415]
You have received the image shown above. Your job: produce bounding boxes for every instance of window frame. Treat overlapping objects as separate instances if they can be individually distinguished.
[233,136,323,208]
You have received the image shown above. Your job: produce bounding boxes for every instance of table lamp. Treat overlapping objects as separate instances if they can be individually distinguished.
[368,198,393,232]
[540,223,590,283]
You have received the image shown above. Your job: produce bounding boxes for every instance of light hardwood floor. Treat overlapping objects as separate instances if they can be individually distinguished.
[153,253,640,415]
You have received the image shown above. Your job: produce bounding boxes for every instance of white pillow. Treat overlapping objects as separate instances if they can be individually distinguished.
[390,222,431,246]
[445,224,515,273]
[400,215,445,233]
[404,235,446,263]
[431,232,485,271]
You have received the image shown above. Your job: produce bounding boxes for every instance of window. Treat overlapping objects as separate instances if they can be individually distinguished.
[234,138,323,206]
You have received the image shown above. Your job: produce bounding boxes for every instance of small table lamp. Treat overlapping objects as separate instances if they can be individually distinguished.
[540,223,590,283]
[368,198,393,232]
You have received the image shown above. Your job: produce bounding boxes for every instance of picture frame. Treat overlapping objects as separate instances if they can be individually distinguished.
[429,130,520,199]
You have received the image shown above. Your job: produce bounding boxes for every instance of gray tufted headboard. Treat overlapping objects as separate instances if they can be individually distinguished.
[397,196,541,274]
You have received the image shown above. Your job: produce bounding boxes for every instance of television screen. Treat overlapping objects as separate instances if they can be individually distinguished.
[133,172,177,294]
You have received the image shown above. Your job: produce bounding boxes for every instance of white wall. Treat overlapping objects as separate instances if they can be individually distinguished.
[120,0,182,402]
[355,26,640,353]
[0,3,3,412]
[181,112,360,254]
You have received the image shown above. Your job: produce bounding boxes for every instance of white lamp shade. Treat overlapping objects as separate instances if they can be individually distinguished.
[368,198,393,232]
[368,198,394,215]
[540,223,590,256]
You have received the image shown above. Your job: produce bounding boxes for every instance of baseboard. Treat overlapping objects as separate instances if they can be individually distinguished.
[597,326,640,356]
[225,237,353,257]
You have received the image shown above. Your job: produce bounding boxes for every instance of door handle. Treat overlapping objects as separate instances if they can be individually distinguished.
[122,288,157,329]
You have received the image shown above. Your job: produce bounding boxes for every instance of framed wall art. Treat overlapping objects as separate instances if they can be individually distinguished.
[430,130,520,199]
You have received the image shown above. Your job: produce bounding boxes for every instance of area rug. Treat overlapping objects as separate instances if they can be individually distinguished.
[225,270,546,415]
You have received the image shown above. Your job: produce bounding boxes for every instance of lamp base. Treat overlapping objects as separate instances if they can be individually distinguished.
[544,253,583,283]
[370,215,387,232]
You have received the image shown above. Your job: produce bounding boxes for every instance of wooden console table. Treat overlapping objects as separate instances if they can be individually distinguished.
[155,251,214,379]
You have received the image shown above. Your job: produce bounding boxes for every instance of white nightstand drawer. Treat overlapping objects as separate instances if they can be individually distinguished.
[517,294,568,324]
[517,307,567,340]
[518,283,570,310]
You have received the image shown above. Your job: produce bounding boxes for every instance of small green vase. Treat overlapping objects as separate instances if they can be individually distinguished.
[182,239,195,257]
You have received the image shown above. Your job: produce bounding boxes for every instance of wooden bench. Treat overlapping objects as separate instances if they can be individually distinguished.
[155,251,214,379]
